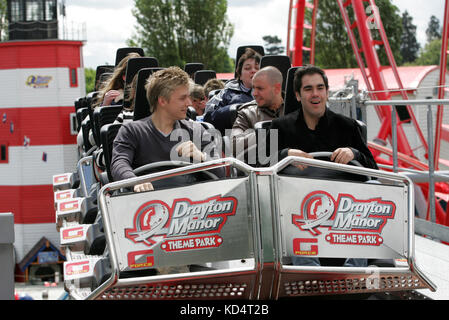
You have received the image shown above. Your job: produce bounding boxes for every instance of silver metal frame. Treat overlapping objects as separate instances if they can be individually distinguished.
[90,158,261,300]
[84,156,436,300]
[363,97,449,242]
[268,156,436,296]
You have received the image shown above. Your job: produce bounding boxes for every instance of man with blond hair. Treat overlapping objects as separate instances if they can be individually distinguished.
[111,66,223,192]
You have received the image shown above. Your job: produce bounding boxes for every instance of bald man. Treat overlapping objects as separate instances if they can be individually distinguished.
[230,66,284,162]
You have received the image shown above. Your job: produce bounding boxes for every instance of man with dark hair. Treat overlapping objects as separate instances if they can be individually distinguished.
[269,65,377,267]
[270,64,377,170]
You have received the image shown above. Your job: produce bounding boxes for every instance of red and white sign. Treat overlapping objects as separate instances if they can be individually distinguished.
[292,191,396,240]
[61,226,85,241]
[125,195,237,250]
[161,235,223,252]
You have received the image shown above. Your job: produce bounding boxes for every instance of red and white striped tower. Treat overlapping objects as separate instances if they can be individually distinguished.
[0,0,86,266]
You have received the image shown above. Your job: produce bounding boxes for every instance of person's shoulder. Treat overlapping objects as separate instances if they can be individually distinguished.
[224,79,240,90]
[272,109,300,125]
[179,118,200,130]
[326,108,357,127]
[237,100,257,112]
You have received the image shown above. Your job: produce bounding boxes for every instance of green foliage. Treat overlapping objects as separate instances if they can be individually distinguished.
[130,0,234,72]
[262,35,285,55]
[84,67,96,94]
[426,15,442,43]
[313,0,403,69]
[400,11,420,63]
[414,39,444,66]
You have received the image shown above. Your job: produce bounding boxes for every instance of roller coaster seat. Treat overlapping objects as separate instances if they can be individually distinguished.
[194,70,217,86]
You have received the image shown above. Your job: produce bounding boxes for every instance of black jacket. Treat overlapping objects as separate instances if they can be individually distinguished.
[204,79,254,135]
[269,107,378,169]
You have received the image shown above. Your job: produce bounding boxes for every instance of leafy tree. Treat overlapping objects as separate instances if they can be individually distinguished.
[84,67,96,94]
[414,39,445,66]
[130,0,234,72]
[312,0,403,68]
[400,10,420,63]
[262,35,285,55]
[426,15,441,43]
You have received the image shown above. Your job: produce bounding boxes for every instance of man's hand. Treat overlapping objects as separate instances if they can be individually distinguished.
[330,147,355,164]
[288,148,313,170]
[134,182,154,193]
[176,141,206,162]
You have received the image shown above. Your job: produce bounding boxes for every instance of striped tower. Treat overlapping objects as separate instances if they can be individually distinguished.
[0,40,85,263]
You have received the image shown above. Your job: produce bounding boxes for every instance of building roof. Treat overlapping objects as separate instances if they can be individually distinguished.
[325,65,440,93]
[17,237,65,272]
[217,65,441,94]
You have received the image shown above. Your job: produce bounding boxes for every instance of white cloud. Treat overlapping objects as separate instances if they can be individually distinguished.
[391,0,445,46]
[227,0,289,59]
[67,0,446,69]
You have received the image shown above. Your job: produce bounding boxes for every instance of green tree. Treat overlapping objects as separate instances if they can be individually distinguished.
[130,0,234,72]
[426,15,441,43]
[400,10,420,63]
[313,0,402,68]
[0,0,7,41]
[84,67,96,94]
[414,38,445,66]
[262,35,285,55]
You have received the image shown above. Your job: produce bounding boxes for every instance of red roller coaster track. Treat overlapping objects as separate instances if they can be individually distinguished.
[287,0,449,227]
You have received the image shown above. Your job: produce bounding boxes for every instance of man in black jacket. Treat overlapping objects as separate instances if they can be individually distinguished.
[270,65,377,170]
[270,65,377,267]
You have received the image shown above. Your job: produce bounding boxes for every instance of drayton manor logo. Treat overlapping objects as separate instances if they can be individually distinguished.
[292,191,396,236]
[125,195,237,248]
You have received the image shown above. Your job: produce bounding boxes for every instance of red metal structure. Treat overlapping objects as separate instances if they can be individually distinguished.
[287,0,449,227]
[435,0,449,171]
[287,0,318,66]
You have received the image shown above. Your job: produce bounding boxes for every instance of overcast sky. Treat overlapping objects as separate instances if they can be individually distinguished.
[63,0,446,69]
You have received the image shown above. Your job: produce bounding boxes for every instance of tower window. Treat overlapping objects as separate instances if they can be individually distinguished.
[26,0,44,21]
[45,0,56,21]
[0,143,8,163]
[69,68,78,87]
[10,0,23,22]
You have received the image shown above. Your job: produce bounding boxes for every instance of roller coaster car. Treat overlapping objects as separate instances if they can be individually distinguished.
[53,152,436,300]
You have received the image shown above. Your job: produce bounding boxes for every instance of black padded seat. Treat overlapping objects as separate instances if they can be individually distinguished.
[92,105,123,147]
[95,65,114,90]
[115,47,145,66]
[260,54,292,92]
[100,123,122,183]
[133,67,165,121]
[194,70,217,86]
[284,67,301,115]
[184,62,204,78]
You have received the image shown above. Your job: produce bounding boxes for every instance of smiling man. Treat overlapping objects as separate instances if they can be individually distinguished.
[269,64,377,170]
[111,67,223,192]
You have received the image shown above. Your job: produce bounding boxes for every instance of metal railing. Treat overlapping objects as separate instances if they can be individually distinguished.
[362,97,449,242]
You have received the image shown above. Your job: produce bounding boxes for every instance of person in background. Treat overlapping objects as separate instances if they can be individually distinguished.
[204,48,261,135]
[93,52,142,108]
[203,78,224,99]
[189,84,207,120]
[231,66,284,162]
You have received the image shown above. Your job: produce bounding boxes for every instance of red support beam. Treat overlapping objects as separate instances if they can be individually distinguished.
[434,0,449,170]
